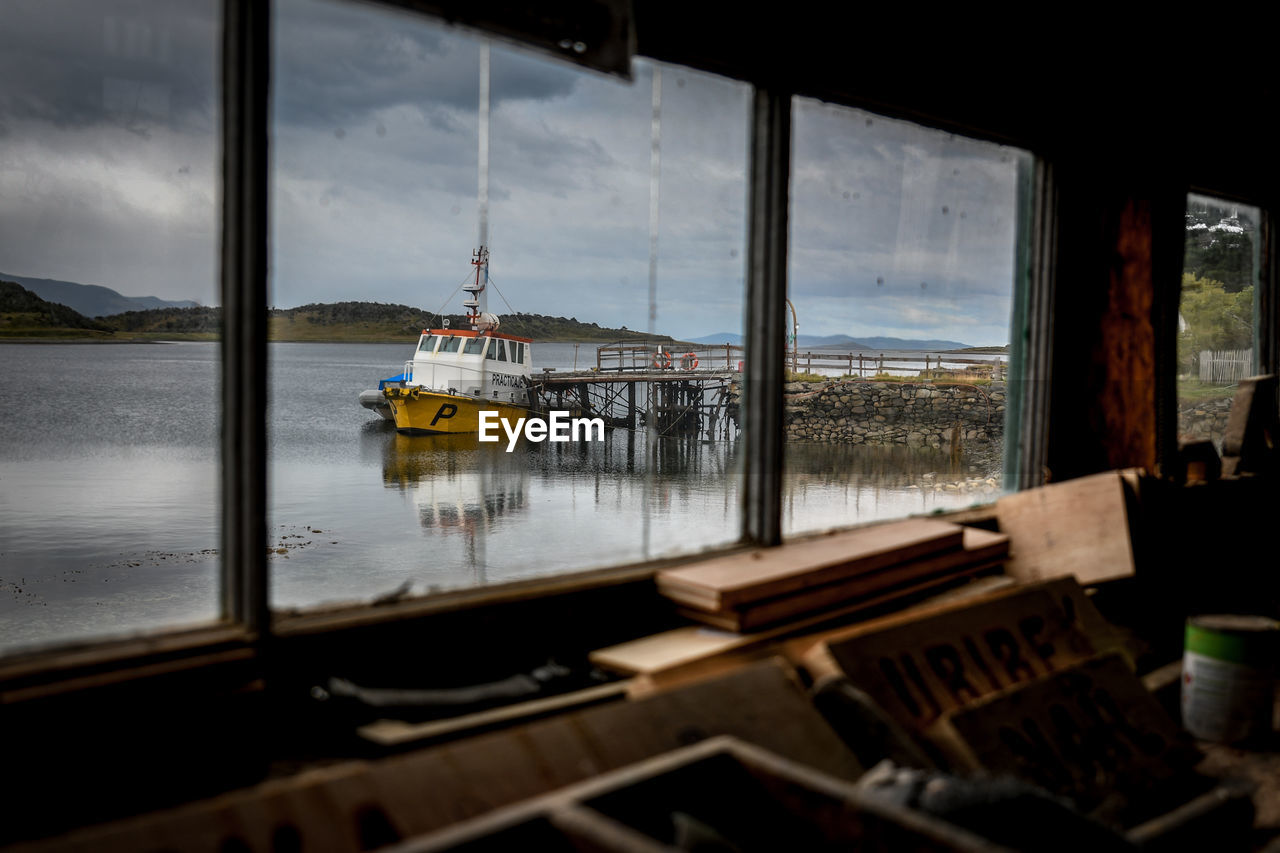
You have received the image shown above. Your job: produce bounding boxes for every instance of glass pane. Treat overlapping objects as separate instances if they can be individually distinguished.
[270,0,749,610]
[1177,194,1260,447]
[0,0,221,654]
[785,99,1027,536]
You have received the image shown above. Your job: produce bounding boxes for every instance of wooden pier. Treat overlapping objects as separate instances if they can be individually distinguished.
[527,340,1006,440]
[531,367,739,440]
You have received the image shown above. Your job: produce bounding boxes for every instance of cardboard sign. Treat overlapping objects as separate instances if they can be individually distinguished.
[823,579,1115,731]
[927,654,1196,814]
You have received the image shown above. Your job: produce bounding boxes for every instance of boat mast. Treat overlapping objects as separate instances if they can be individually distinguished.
[464,246,489,330]
[469,40,491,331]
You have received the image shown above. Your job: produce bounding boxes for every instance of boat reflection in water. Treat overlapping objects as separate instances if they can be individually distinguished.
[381,432,530,584]
[369,421,997,588]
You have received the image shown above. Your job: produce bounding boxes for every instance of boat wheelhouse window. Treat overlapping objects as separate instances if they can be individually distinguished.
[489,339,507,361]
[440,336,462,353]
[513,342,525,364]
[418,335,440,353]
[463,337,487,356]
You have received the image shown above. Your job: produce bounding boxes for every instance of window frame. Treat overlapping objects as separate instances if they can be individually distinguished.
[15,0,1269,687]
[0,0,1034,677]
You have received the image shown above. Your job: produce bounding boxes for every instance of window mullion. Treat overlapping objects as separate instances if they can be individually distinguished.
[1258,210,1279,377]
[221,0,270,635]
[742,88,790,546]
[1005,157,1057,492]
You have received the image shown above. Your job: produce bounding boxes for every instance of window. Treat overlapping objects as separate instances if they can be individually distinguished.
[783,97,1027,537]
[0,0,221,656]
[1177,194,1261,448]
[2,0,1056,663]
[269,0,750,610]
[418,335,440,353]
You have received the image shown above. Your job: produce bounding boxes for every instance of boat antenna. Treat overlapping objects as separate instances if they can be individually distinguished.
[474,41,491,322]
[464,246,489,331]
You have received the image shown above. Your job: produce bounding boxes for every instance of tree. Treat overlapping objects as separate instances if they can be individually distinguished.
[1178,273,1253,374]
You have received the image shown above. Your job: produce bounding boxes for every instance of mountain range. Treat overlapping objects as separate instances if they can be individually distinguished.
[0,272,199,317]
[3,274,989,349]
[688,332,976,350]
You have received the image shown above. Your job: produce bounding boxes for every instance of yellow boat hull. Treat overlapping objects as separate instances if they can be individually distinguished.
[383,387,531,435]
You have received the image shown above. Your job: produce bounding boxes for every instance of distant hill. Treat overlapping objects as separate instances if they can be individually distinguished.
[688,332,744,346]
[0,280,115,337]
[688,332,973,350]
[0,272,200,317]
[839,336,971,351]
[267,303,679,343]
[51,301,679,343]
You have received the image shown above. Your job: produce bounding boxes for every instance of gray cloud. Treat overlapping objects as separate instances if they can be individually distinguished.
[1,0,1020,346]
[273,0,579,130]
[0,0,217,135]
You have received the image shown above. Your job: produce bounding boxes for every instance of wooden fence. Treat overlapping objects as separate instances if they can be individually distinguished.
[1199,348,1253,383]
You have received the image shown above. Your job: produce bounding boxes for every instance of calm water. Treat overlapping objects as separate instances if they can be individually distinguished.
[0,341,996,654]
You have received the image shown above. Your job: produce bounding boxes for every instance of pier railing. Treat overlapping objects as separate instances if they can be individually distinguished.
[788,351,1006,379]
[594,340,1005,379]
[596,340,743,372]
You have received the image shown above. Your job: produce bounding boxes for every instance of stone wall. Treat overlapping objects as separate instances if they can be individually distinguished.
[1177,396,1233,448]
[784,380,1005,447]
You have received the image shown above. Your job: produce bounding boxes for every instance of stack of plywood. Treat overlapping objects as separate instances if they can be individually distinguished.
[656,518,1008,632]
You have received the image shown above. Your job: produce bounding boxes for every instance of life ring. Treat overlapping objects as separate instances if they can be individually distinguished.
[652,351,672,370]
[680,352,699,370]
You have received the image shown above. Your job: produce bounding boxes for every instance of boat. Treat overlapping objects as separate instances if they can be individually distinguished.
[359,372,405,421]
[379,247,537,434]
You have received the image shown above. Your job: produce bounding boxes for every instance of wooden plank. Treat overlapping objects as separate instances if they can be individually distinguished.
[591,571,1023,677]
[819,578,1118,732]
[591,625,750,675]
[927,654,1198,819]
[357,680,631,747]
[996,470,1135,584]
[678,560,1003,633]
[400,736,1005,853]
[657,518,964,611]
[710,528,1008,631]
[369,659,864,839]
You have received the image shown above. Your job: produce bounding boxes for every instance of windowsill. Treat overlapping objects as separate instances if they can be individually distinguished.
[0,622,254,702]
[0,501,1002,702]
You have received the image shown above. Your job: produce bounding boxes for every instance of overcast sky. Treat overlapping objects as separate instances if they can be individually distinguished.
[0,0,1024,345]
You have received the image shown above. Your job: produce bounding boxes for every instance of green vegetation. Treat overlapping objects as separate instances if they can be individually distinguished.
[1185,217,1253,293]
[0,284,680,343]
[784,371,826,382]
[1178,273,1253,374]
[1177,378,1237,403]
[0,280,116,337]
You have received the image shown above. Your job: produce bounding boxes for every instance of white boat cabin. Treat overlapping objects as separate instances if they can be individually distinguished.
[403,328,533,406]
